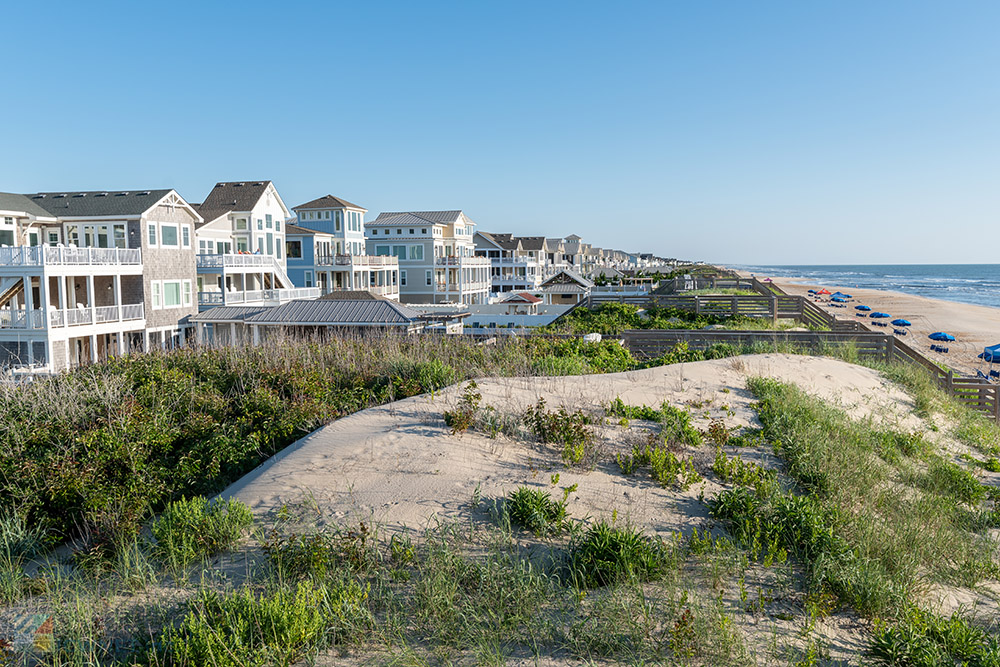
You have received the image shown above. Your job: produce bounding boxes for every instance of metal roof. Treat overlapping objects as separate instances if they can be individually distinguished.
[25,189,173,217]
[244,299,424,325]
[369,210,469,226]
[190,306,269,323]
[292,194,365,211]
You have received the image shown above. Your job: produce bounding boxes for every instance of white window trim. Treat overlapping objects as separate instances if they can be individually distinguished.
[181,224,191,248]
[151,280,162,309]
[147,222,158,248]
[159,223,180,248]
[182,279,192,307]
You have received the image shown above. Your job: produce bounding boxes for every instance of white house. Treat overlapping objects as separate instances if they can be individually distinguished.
[366,210,490,305]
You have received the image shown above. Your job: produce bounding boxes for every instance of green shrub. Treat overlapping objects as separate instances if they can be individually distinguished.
[443,381,481,434]
[263,523,379,579]
[524,398,597,466]
[607,398,702,447]
[867,607,1000,666]
[151,496,253,570]
[569,521,676,588]
[161,579,370,666]
[506,487,569,536]
[617,438,701,489]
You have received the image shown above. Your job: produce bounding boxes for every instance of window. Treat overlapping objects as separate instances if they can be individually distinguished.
[163,281,182,307]
[266,233,274,255]
[266,214,272,229]
[276,244,282,259]
[408,245,423,260]
[304,270,314,288]
[391,245,407,259]
[421,228,427,234]
[257,219,263,230]
[401,270,407,286]
[236,237,248,252]
[181,225,191,248]
[114,224,127,249]
[235,218,247,231]
[47,231,60,246]
[182,280,192,307]
[151,281,161,309]
[335,211,342,232]
[160,224,179,247]
[409,228,414,235]
[396,229,402,235]
[286,240,302,258]
[275,219,281,232]
[426,270,432,286]
[375,245,390,256]
[257,238,264,253]
[371,229,377,235]
[147,223,158,246]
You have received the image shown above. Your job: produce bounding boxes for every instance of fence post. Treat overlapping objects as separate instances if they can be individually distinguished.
[947,370,954,395]
[694,296,701,315]
[731,296,738,317]
[770,296,777,326]
[886,334,895,364]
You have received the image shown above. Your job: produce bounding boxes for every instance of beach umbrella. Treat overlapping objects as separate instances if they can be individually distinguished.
[807,289,817,294]
[831,296,847,303]
[891,319,911,327]
[816,288,831,295]
[855,305,871,311]
[929,332,955,342]
[870,312,890,319]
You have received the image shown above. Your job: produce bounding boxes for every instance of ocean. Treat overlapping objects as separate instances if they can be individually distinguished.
[732,264,1000,310]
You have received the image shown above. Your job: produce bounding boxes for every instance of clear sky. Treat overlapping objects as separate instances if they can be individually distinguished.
[3,1,997,264]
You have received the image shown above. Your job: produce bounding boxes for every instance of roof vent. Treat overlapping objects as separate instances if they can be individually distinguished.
[95,192,108,197]
[252,182,264,186]
[32,194,45,199]
[137,191,150,196]
[53,194,66,199]
[235,182,244,187]
[115,192,129,196]
[73,193,86,198]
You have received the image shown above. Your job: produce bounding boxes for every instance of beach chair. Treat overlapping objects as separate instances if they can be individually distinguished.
[990,370,999,379]
[978,370,990,381]
[893,328,907,336]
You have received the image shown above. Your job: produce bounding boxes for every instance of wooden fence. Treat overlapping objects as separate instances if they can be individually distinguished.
[620,329,1000,421]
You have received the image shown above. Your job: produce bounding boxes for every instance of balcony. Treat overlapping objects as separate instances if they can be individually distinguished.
[196,253,281,269]
[314,254,399,267]
[197,287,321,307]
[46,303,145,329]
[434,256,490,267]
[0,246,142,268]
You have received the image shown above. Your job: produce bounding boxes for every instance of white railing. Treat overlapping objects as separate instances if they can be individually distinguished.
[494,256,540,266]
[198,288,320,307]
[197,254,278,269]
[47,303,144,328]
[0,247,142,268]
[314,255,399,267]
[435,256,491,267]
[0,309,45,329]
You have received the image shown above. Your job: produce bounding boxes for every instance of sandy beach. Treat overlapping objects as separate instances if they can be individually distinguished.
[733,270,1000,378]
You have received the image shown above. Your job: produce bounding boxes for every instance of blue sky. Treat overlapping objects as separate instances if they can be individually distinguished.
[3,1,997,264]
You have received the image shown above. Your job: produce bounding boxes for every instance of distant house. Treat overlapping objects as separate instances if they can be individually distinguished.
[286,195,400,300]
[366,210,490,305]
[193,181,310,310]
[536,269,594,305]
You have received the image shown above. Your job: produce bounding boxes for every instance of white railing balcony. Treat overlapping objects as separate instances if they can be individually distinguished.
[196,253,279,269]
[0,309,45,329]
[0,246,142,268]
[48,303,144,328]
[434,256,491,267]
[315,254,400,267]
[198,288,320,307]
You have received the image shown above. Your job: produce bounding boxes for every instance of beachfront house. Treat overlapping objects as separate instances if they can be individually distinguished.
[537,269,594,305]
[193,181,314,310]
[366,210,490,305]
[286,195,400,300]
[0,188,201,374]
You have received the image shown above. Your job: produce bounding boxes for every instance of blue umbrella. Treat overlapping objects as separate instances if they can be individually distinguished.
[831,292,853,299]
[980,344,1000,363]
[871,312,891,319]
[891,319,911,327]
[831,296,847,303]
[855,305,871,311]
[808,289,817,294]
[929,332,955,342]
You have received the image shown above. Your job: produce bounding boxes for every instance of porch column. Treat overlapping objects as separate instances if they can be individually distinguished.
[252,325,261,345]
[113,274,122,311]
[231,322,237,345]
[117,331,126,356]
[23,274,34,315]
[38,276,48,328]
[89,334,98,363]
[57,276,66,311]
[142,329,150,352]
[86,275,95,323]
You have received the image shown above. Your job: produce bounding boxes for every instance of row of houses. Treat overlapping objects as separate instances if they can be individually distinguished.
[0,180,667,376]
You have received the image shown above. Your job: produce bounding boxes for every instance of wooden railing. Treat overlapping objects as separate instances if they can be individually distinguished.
[620,329,1000,421]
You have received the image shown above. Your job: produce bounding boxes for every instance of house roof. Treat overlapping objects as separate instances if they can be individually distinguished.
[25,189,173,217]
[196,181,272,226]
[244,299,424,326]
[284,223,322,235]
[190,306,269,323]
[514,236,546,251]
[369,210,467,226]
[502,292,542,304]
[293,194,365,211]
[0,192,57,218]
[476,231,520,251]
[540,269,595,289]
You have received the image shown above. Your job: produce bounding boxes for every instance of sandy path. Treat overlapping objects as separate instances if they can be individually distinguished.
[221,354,918,533]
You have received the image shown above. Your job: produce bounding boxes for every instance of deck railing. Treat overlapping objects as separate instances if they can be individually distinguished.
[197,288,320,307]
[0,247,142,267]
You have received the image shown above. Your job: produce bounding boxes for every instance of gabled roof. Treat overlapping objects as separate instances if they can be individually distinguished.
[0,192,57,218]
[190,306,269,323]
[196,181,279,226]
[244,299,425,326]
[540,269,595,289]
[369,210,467,226]
[317,290,385,301]
[514,236,546,251]
[293,194,365,211]
[476,231,521,251]
[284,223,324,236]
[501,292,542,304]
[25,189,173,217]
